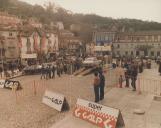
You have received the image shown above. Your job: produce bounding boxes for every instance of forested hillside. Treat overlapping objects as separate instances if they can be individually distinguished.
[1,0,161,42]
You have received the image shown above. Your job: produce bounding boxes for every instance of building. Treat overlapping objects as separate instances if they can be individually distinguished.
[0,26,20,62]
[93,30,116,46]
[19,27,59,61]
[113,31,161,58]
[92,30,115,57]
[0,11,21,25]
[70,24,81,31]
[27,18,42,28]
[46,30,59,53]
[56,22,64,30]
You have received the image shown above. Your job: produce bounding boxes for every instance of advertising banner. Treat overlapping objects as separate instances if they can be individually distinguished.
[42,90,69,111]
[73,98,125,128]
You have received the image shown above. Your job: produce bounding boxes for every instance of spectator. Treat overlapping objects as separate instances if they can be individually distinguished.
[0,67,2,78]
[99,70,105,100]
[93,72,100,103]
[52,65,56,79]
[158,62,161,75]
[40,65,46,79]
[130,65,138,91]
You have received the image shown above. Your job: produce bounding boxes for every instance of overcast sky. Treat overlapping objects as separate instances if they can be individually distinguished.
[20,0,161,23]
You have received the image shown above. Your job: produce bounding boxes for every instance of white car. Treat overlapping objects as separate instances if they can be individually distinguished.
[83,57,102,67]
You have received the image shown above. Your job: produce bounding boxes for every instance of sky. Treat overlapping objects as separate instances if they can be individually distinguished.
[20,0,161,23]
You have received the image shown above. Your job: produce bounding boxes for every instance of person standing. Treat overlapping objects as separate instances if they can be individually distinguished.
[93,72,100,103]
[49,65,52,79]
[57,65,61,77]
[124,68,130,87]
[40,65,45,79]
[99,70,105,100]
[52,65,56,79]
[159,61,161,75]
[130,65,138,91]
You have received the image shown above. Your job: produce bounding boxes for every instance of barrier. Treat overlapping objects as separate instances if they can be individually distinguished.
[73,98,125,128]
[137,76,161,96]
[13,79,47,103]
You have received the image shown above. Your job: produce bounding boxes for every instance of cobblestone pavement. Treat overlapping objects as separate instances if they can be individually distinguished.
[0,68,117,128]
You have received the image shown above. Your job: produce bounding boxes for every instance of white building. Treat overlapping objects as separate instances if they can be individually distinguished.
[56,22,64,30]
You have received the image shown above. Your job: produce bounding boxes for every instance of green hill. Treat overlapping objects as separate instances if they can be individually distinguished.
[1,0,161,43]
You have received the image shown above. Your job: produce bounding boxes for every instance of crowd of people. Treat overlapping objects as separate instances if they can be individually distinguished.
[40,58,83,80]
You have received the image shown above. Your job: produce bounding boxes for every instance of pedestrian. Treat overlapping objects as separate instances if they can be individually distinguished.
[49,65,52,79]
[52,65,56,79]
[158,61,161,75]
[124,68,130,87]
[130,65,138,91]
[46,66,50,80]
[64,64,67,74]
[119,75,123,88]
[99,70,105,100]
[57,65,61,77]
[40,65,45,79]
[93,72,100,103]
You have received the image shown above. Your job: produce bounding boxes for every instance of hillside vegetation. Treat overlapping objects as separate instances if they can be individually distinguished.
[1,0,161,42]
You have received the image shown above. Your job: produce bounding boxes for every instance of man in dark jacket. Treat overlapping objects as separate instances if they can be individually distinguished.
[130,65,138,91]
[40,65,45,79]
[52,65,56,79]
[99,69,105,100]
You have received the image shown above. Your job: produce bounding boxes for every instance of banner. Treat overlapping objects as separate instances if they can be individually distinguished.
[73,98,125,128]
[4,80,22,90]
[42,90,69,112]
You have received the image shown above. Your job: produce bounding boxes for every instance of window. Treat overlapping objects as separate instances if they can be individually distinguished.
[154,36,158,42]
[117,51,120,55]
[125,51,128,55]
[8,46,15,49]
[131,51,133,55]
[136,51,140,56]
[137,37,140,41]
[157,51,160,56]
[151,51,154,56]
[9,32,13,36]
[117,44,120,48]
[148,36,152,41]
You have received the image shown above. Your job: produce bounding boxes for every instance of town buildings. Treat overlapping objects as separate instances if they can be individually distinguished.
[0,11,21,25]
[113,31,161,58]
[93,29,161,58]
[0,11,83,65]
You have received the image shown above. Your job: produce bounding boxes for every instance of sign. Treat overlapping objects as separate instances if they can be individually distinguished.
[0,79,5,88]
[94,46,112,52]
[42,90,69,111]
[4,80,22,90]
[73,98,125,128]
[21,53,37,59]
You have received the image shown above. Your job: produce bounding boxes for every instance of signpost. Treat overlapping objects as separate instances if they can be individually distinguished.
[73,98,125,128]
[42,90,69,112]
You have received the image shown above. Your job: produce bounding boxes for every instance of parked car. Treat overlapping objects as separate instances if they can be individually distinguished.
[83,57,102,67]
[23,64,42,75]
